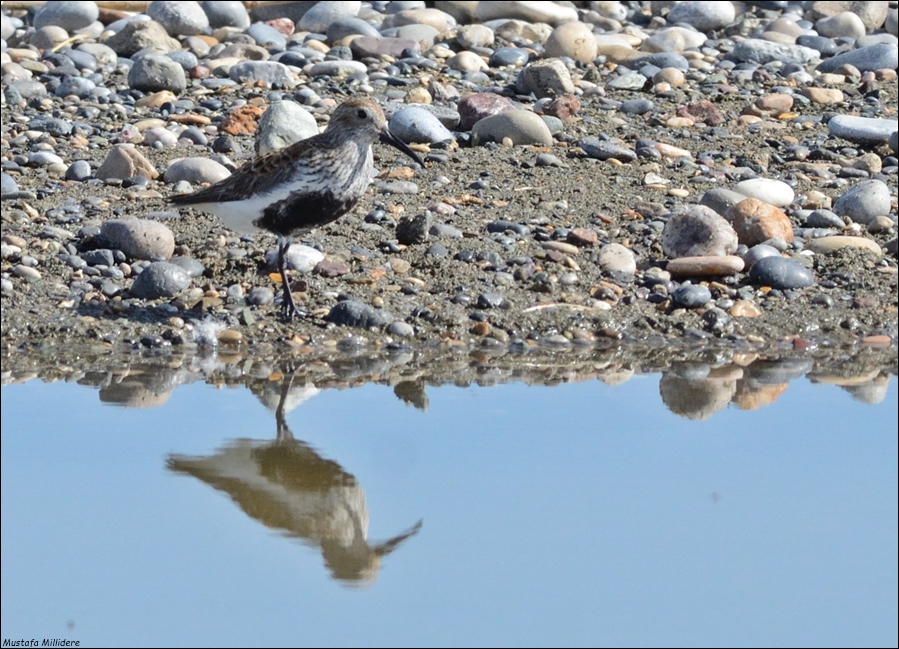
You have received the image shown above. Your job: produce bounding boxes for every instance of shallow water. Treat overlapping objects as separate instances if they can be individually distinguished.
[2,346,897,647]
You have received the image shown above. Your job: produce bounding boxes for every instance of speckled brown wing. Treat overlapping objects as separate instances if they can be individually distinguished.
[170,135,323,205]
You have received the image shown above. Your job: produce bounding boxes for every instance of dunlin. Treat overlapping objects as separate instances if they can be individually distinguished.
[171,97,425,320]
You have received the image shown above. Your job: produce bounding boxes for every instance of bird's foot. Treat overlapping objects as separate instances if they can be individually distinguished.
[279,294,306,322]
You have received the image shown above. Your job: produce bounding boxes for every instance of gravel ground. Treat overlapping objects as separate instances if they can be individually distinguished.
[1,1,897,356]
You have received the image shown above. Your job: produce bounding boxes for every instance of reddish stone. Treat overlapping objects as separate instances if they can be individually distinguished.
[566,227,599,247]
[727,198,794,246]
[265,18,295,36]
[458,93,517,130]
[220,105,266,135]
[314,260,351,278]
[544,95,580,120]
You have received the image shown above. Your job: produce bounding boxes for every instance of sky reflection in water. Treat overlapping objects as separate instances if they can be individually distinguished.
[2,348,897,647]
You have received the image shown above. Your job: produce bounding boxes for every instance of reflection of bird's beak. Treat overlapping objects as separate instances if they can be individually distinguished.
[380,128,425,168]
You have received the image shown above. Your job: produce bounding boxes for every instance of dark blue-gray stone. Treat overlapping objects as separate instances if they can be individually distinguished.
[805,209,844,228]
[55,76,96,98]
[671,284,712,308]
[796,34,837,56]
[630,52,689,71]
[749,256,814,289]
[740,244,781,270]
[425,243,448,257]
[619,99,654,114]
[130,261,191,299]
[202,0,250,29]
[490,47,529,67]
[246,286,274,306]
[328,300,393,328]
[580,137,636,162]
[246,22,287,49]
[487,220,530,236]
[82,249,116,267]
[28,117,73,136]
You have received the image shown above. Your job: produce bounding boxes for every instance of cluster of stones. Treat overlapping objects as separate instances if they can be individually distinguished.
[1,0,896,349]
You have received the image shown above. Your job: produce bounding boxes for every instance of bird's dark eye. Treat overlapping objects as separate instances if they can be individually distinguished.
[357,109,368,119]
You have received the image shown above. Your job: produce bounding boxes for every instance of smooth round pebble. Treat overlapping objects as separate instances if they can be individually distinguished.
[164,158,230,185]
[828,115,897,145]
[472,110,552,146]
[733,179,794,207]
[662,206,739,258]
[389,106,455,145]
[328,299,393,329]
[671,284,712,308]
[749,256,814,290]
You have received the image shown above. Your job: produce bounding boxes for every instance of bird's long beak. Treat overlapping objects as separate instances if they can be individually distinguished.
[380,128,426,168]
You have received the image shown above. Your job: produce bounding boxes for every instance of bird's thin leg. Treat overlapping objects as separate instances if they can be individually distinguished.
[277,237,305,321]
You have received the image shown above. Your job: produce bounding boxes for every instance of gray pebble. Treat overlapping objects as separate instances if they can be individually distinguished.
[816,43,898,73]
[828,115,897,146]
[82,249,116,267]
[328,300,393,328]
[299,1,361,33]
[55,76,96,98]
[34,1,98,31]
[832,179,891,225]
[201,1,250,29]
[477,292,507,309]
[619,99,654,114]
[147,0,209,36]
[805,209,844,229]
[167,256,205,278]
[101,219,175,261]
[65,159,92,182]
[230,61,296,88]
[246,286,274,306]
[749,256,814,289]
[265,244,323,272]
[28,117,72,136]
[731,39,820,66]
[490,47,529,67]
[699,187,748,217]
[667,1,734,31]
[516,59,575,98]
[671,284,712,309]
[579,137,636,162]
[255,100,318,156]
[740,244,780,270]
[1,173,20,195]
[389,106,455,145]
[471,112,552,147]
[130,261,192,299]
[387,321,415,337]
[128,53,187,93]
[246,23,287,49]
[327,17,382,41]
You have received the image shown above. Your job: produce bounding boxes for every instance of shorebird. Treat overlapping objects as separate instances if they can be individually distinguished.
[170,97,424,320]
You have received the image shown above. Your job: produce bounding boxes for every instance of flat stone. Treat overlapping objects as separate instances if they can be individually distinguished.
[828,115,897,145]
[579,137,636,162]
[299,1,361,33]
[731,39,820,65]
[229,61,296,88]
[34,1,99,31]
[805,236,883,257]
[350,36,421,59]
[476,1,578,25]
[667,1,735,31]
[389,107,455,145]
[816,43,898,73]
[666,256,745,276]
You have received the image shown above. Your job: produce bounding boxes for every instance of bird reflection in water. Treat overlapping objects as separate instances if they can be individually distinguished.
[167,369,422,584]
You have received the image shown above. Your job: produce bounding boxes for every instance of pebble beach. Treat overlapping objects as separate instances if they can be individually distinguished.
[1,0,897,356]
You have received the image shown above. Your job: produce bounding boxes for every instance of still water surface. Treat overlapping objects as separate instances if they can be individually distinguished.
[2,348,897,647]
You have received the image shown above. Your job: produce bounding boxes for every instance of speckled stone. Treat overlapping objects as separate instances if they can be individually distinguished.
[832,179,891,225]
[101,219,175,261]
[728,199,794,246]
[805,236,883,257]
[472,110,553,146]
[130,261,191,298]
[328,299,393,328]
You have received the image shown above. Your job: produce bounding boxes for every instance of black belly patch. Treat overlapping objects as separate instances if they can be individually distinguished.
[254,191,359,237]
